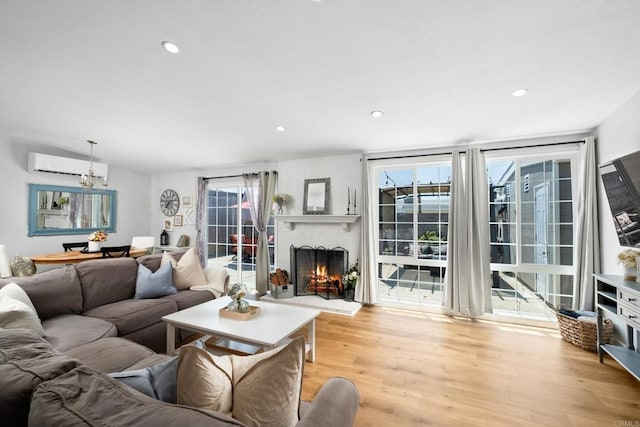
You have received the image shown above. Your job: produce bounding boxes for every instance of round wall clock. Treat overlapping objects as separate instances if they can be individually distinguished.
[160,189,180,216]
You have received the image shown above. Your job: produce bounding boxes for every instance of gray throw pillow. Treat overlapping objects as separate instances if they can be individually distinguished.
[108,356,178,403]
[134,262,176,299]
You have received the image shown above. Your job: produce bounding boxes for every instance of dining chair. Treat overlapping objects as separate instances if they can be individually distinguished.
[62,242,89,252]
[101,245,131,258]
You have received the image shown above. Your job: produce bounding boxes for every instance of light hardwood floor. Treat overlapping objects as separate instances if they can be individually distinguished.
[300,305,640,426]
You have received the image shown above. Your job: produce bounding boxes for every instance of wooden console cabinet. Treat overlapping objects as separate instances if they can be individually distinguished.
[595,273,640,380]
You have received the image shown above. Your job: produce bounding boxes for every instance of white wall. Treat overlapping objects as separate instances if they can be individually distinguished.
[275,154,362,270]
[150,154,362,271]
[595,88,640,273]
[0,135,152,262]
[150,162,277,249]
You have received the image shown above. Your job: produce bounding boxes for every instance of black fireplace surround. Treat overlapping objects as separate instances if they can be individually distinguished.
[290,245,348,300]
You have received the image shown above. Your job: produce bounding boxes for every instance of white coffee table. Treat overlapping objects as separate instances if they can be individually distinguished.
[162,297,321,361]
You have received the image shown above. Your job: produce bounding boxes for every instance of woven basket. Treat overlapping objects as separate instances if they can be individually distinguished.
[556,311,613,352]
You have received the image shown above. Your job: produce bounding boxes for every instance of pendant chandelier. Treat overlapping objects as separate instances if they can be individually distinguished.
[79,140,108,189]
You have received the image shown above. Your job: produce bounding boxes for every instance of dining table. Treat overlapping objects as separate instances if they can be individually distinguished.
[30,247,149,265]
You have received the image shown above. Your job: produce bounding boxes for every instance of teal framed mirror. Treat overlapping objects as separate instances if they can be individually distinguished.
[28,184,117,236]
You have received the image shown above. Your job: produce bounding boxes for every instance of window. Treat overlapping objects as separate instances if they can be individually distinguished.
[368,145,580,324]
[204,181,275,290]
[373,157,451,307]
[487,149,578,320]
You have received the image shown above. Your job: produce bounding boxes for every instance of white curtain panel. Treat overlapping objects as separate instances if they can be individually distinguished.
[573,136,600,310]
[444,149,492,317]
[357,158,377,304]
[243,171,277,295]
[195,177,208,268]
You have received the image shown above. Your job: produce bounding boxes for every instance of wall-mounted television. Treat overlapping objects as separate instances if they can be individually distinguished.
[599,148,640,248]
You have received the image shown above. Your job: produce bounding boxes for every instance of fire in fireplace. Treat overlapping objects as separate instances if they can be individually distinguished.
[290,245,348,300]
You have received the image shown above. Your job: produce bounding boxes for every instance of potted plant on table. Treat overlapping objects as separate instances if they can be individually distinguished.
[87,230,108,252]
[617,249,640,280]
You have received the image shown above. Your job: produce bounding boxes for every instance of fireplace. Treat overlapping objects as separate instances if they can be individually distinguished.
[290,245,348,300]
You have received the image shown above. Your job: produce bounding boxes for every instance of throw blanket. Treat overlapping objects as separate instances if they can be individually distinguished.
[190,267,230,298]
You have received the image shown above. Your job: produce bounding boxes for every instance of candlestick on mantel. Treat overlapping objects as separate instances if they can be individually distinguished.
[347,186,351,215]
[353,188,356,214]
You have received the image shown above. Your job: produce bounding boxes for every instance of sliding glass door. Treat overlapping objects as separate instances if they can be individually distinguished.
[487,150,577,321]
[204,181,275,290]
[369,146,580,323]
[374,156,452,308]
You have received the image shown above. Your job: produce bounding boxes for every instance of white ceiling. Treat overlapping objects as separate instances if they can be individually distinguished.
[1,0,640,174]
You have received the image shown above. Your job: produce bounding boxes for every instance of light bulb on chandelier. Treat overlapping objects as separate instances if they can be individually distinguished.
[79,140,108,189]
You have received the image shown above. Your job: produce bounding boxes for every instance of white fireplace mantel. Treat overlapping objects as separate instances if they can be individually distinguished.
[274,214,361,231]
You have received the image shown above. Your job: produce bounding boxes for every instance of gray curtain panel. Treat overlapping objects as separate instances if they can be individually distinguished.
[243,171,277,295]
[195,177,208,268]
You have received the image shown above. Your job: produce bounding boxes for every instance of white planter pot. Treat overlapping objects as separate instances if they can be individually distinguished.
[88,241,101,252]
[623,265,636,281]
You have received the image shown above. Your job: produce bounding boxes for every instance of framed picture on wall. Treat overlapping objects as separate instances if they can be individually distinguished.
[174,215,183,227]
[163,219,173,231]
[182,195,193,208]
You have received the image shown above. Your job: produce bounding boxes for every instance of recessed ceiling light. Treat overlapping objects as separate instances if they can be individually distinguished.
[161,41,180,54]
[276,126,286,132]
[370,110,384,118]
[512,88,528,97]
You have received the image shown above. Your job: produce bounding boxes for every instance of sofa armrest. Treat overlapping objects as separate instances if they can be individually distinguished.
[297,377,359,427]
[199,267,230,297]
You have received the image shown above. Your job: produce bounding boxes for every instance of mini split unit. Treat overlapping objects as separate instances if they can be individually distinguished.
[28,152,108,178]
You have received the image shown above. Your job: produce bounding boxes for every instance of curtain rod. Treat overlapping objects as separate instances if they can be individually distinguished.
[365,139,585,161]
[366,151,453,161]
[203,174,242,179]
[480,139,584,153]
[203,171,278,180]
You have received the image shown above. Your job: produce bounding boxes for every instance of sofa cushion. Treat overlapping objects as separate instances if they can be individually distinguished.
[135,262,177,299]
[76,258,138,311]
[109,356,178,403]
[177,336,306,427]
[137,249,188,272]
[83,298,177,335]
[0,283,45,336]
[64,336,161,373]
[0,328,80,426]
[30,366,247,427]
[0,265,83,320]
[161,248,207,290]
[42,313,117,352]
[161,289,215,311]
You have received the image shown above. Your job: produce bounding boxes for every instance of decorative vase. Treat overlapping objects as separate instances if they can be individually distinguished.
[623,265,636,281]
[344,279,357,302]
[88,241,101,252]
[277,204,284,215]
[227,298,250,313]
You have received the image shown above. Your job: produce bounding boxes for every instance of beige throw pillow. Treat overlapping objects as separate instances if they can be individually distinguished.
[177,346,233,415]
[160,248,207,290]
[0,283,45,336]
[177,336,306,427]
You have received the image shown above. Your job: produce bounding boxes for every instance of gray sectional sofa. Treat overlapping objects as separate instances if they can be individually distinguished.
[0,250,213,353]
[0,251,360,426]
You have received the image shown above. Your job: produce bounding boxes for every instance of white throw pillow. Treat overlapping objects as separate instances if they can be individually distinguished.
[0,283,45,336]
[177,336,306,427]
[160,248,207,290]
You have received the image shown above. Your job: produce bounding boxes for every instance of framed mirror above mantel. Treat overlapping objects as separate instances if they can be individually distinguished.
[28,183,117,236]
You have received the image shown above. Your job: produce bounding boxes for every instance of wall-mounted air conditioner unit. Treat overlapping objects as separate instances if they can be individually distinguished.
[28,152,108,178]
